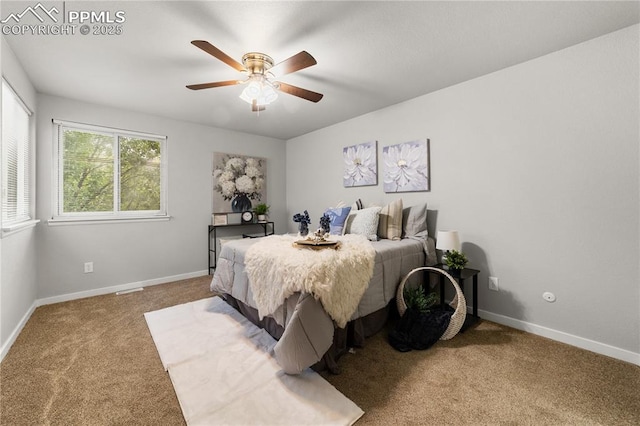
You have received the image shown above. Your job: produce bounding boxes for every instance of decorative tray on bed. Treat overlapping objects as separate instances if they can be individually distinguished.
[294,230,341,250]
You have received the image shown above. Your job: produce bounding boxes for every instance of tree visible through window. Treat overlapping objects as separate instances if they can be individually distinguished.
[63,130,114,212]
[57,122,166,219]
[119,137,161,212]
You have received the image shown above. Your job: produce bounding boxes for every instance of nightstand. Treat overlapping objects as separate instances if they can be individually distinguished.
[433,264,480,331]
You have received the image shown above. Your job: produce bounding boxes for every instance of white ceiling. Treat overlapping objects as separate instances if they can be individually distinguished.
[3,1,639,140]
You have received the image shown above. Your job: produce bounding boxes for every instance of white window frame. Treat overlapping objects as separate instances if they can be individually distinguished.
[1,78,38,235]
[50,120,169,224]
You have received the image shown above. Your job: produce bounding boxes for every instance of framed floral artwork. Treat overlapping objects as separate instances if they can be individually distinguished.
[343,141,377,187]
[212,153,266,213]
[382,139,430,193]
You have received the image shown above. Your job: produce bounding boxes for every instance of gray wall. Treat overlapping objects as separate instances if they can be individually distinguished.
[35,94,286,299]
[0,39,38,353]
[2,24,638,363]
[286,26,639,355]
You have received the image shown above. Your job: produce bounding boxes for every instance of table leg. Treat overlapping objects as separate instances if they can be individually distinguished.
[212,227,217,270]
[473,274,478,318]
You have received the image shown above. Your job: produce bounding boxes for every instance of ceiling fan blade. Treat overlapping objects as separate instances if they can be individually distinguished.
[186,80,242,90]
[276,82,323,103]
[252,100,266,112]
[270,51,317,77]
[191,40,245,72]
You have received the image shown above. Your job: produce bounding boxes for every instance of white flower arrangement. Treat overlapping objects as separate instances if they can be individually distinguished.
[213,155,265,201]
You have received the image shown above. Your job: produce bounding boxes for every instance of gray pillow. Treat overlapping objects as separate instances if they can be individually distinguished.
[402,203,428,237]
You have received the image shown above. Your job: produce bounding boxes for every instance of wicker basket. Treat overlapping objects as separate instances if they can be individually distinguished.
[396,266,467,340]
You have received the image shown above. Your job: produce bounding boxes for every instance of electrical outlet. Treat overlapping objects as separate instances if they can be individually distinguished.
[488,276,499,291]
[84,262,93,273]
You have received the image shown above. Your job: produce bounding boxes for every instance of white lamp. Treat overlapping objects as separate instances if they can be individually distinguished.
[436,230,461,266]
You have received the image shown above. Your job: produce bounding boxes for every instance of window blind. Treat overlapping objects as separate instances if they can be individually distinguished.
[2,79,32,226]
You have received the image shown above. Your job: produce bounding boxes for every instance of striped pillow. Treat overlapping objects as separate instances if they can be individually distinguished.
[378,198,403,240]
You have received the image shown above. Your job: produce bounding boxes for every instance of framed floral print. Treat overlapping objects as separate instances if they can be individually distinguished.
[382,139,430,193]
[212,153,266,213]
[343,141,377,187]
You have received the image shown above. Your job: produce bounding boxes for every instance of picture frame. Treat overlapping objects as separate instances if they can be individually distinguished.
[212,153,267,214]
[343,141,378,187]
[227,212,242,225]
[382,139,430,193]
[212,213,228,226]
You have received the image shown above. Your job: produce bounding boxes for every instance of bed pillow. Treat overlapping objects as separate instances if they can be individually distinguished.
[402,202,428,238]
[345,206,382,241]
[341,198,363,235]
[378,198,403,240]
[323,206,352,235]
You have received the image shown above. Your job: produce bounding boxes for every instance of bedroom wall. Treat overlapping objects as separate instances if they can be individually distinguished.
[0,38,39,356]
[35,95,286,299]
[286,26,639,361]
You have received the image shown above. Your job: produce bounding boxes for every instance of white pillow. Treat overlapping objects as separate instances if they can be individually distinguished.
[345,206,382,241]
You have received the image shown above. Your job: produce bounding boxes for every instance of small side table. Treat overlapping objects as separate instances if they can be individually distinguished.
[433,264,480,331]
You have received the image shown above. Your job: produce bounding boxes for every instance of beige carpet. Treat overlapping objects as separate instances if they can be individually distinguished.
[1,275,639,425]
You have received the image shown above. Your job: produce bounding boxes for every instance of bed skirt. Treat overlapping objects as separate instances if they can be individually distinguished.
[222,294,390,374]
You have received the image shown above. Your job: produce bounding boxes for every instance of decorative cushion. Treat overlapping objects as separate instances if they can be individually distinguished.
[345,206,382,241]
[402,203,428,237]
[323,207,352,235]
[350,198,363,211]
[341,199,364,235]
[378,198,403,240]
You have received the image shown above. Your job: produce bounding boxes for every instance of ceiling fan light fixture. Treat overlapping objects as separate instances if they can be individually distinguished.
[188,41,322,110]
[239,77,278,108]
[261,84,278,104]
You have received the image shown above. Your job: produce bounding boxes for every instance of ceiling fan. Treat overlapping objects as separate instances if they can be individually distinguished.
[186,40,323,112]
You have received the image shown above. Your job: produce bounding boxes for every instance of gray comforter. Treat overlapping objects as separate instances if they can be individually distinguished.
[211,236,436,374]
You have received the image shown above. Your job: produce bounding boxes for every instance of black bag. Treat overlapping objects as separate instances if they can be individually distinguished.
[389,308,452,352]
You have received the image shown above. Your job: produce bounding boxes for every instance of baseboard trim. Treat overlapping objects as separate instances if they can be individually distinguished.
[4,278,638,367]
[476,308,640,366]
[1,270,209,363]
[35,270,210,307]
[0,301,37,362]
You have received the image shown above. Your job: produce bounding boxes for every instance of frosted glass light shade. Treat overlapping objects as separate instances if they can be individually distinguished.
[436,230,461,252]
[239,79,278,106]
[239,81,262,102]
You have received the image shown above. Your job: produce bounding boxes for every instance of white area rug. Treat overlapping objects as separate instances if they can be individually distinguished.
[144,297,364,426]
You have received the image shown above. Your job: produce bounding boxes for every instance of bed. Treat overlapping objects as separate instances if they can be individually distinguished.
[210,229,437,374]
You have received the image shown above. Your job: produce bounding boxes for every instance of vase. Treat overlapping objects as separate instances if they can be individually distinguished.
[231,194,252,213]
[298,222,309,237]
[257,214,266,222]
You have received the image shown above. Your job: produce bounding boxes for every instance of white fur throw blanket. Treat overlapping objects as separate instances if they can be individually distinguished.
[245,234,376,328]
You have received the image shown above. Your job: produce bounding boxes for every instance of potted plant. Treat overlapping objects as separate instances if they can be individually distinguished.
[444,249,468,271]
[253,203,270,222]
[404,285,439,313]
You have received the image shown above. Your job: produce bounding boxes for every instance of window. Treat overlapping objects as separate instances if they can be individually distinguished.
[2,79,33,229]
[53,120,167,222]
